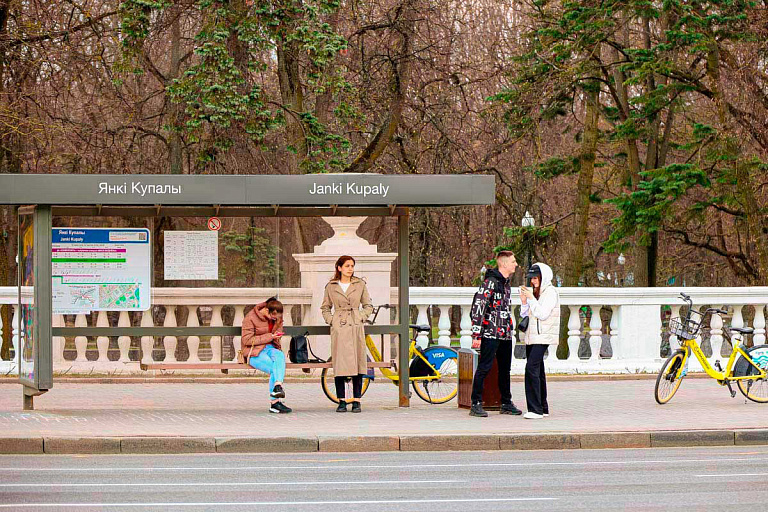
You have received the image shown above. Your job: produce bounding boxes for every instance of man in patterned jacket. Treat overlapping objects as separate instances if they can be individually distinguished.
[469,251,523,417]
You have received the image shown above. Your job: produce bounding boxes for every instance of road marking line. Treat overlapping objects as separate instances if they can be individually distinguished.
[0,457,763,472]
[696,473,767,477]
[0,480,462,488]
[0,497,558,508]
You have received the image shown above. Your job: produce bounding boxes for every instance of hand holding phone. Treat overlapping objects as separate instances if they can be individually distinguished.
[273,331,285,338]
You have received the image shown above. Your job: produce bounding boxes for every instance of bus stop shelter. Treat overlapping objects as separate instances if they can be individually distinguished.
[0,173,494,409]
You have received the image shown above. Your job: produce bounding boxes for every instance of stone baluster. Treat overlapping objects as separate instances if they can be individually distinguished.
[415,305,430,348]
[117,312,131,363]
[609,306,619,360]
[74,314,88,362]
[209,306,223,364]
[95,312,110,362]
[754,305,766,345]
[668,305,682,350]
[709,311,724,364]
[437,305,451,346]
[283,306,293,327]
[11,305,19,362]
[231,306,245,362]
[52,314,65,363]
[459,305,473,349]
[140,308,154,365]
[567,305,581,361]
[0,306,3,361]
[185,306,200,363]
[589,305,603,360]
[730,305,744,350]
[163,306,178,362]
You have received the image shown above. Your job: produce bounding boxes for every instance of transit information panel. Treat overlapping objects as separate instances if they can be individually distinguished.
[51,228,151,314]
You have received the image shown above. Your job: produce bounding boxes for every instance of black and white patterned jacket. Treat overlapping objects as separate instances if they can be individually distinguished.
[470,268,515,341]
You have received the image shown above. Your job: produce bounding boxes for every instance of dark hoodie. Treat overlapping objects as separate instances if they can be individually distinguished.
[470,268,515,341]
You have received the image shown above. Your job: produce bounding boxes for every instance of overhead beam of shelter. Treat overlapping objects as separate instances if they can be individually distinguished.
[0,174,495,207]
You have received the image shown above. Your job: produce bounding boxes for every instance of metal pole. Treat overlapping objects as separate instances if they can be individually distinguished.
[397,211,410,407]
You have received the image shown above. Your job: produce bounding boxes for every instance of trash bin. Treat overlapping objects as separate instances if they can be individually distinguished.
[457,348,501,410]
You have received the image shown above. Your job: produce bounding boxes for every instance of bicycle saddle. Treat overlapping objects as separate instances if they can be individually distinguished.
[409,324,431,332]
[729,327,754,335]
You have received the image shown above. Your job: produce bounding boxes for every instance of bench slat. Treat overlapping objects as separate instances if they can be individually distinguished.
[140,361,395,371]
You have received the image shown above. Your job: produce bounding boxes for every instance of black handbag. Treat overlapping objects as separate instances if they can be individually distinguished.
[289,332,309,364]
[518,316,530,333]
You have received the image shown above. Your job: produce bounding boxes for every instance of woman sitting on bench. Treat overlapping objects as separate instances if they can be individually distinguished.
[241,298,292,414]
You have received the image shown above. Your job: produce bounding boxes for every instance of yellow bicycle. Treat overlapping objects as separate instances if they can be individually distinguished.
[655,293,768,404]
[320,305,459,404]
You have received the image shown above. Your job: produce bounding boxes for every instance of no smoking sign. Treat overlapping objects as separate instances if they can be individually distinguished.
[207,217,221,231]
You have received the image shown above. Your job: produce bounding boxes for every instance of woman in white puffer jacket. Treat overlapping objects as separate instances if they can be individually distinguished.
[520,263,560,419]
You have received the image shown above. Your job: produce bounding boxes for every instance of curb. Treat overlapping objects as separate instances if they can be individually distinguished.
[1,429,766,455]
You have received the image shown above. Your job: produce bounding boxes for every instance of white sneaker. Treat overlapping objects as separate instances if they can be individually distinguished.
[544,413,549,417]
[524,412,544,419]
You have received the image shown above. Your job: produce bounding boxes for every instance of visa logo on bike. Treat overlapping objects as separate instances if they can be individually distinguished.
[309,182,390,198]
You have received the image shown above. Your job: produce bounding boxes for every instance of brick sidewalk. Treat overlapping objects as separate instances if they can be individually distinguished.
[1,378,766,439]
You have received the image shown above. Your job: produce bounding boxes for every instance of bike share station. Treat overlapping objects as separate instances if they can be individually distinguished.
[0,173,494,410]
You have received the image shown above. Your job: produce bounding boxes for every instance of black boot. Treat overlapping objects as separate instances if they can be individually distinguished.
[500,402,522,415]
[469,402,488,417]
[336,400,348,413]
[351,401,361,413]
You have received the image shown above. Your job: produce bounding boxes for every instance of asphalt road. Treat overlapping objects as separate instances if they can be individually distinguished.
[1,446,767,511]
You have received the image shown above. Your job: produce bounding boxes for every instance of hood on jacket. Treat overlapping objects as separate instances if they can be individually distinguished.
[531,263,554,289]
[486,267,508,284]
[253,301,272,322]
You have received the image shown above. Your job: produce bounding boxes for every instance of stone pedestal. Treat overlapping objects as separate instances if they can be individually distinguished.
[293,217,397,359]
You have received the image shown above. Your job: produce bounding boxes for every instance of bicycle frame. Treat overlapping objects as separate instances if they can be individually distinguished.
[676,334,767,382]
[365,334,444,382]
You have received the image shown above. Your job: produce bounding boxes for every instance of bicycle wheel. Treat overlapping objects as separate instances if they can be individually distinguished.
[320,358,372,404]
[735,345,768,403]
[655,350,686,404]
[411,346,458,404]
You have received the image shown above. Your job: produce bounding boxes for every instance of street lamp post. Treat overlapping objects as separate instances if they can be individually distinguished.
[617,252,626,287]
[521,211,535,282]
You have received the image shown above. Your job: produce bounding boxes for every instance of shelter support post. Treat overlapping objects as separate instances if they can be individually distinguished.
[398,211,410,407]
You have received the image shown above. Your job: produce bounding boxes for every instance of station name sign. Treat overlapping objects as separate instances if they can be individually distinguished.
[0,174,495,206]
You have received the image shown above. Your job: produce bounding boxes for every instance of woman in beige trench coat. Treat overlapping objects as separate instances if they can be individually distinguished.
[320,255,374,413]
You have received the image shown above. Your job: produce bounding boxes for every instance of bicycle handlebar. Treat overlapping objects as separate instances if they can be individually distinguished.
[368,304,395,325]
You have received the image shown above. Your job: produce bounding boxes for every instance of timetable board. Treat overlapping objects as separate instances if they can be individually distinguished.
[163,231,219,280]
[51,228,151,314]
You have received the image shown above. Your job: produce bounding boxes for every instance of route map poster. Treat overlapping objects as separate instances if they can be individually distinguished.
[51,228,151,314]
[19,213,35,382]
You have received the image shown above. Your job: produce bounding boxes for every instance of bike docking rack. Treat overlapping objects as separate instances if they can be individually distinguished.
[0,173,494,409]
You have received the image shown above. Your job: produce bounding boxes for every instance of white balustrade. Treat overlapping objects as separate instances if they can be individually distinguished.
[709,312,724,366]
[231,306,245,363]
[437,305,451,346]
[754,305,766,345]
[1,286,768,374]
[415,305,430,348]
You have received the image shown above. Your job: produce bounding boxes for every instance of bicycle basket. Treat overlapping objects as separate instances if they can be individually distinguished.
[668,317,701,340]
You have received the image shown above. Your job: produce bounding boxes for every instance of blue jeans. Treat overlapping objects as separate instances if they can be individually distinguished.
[249,345,286,399]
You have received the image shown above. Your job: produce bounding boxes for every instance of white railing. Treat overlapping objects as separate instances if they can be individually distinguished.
[1,286,766,374]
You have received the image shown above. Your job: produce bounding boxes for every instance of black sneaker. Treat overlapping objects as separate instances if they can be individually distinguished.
[336,400,348,413]
[351,402,362,413]
[469,402,488,417]
[269,401,292,414]
[270,384,285,399]
[500,403,523,415]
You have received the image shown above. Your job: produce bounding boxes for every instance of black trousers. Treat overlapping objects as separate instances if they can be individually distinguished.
[470,337,512,405]
[335,375,363,400]
[525,344,549,415]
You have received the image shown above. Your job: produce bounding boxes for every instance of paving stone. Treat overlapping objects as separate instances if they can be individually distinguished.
[44,437,120,454]
[216,436,318,453]
[651,430,734,447]
[121,437,215,454]
[318,436,399,452]
[400,434,499,451]
[734,430,768,445]
[579,432,651,449]
[499,434,580,450]
[0,437,43,454]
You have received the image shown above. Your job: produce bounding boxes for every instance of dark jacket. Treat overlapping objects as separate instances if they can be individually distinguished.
[470,268,515,341]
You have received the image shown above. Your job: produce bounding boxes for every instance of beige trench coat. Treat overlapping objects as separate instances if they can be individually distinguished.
[320,277,374,376]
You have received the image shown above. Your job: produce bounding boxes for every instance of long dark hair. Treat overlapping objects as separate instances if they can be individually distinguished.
[332,255,356,281]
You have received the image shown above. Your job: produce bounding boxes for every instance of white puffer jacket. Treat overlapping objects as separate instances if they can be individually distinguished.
[521,263,561,346]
